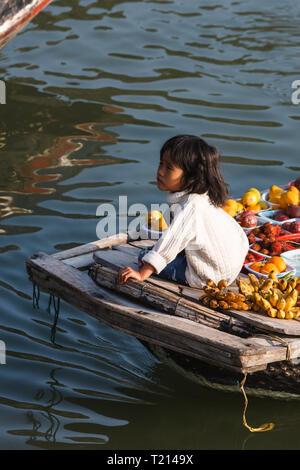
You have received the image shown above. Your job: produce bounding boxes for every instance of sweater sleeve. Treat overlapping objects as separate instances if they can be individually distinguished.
[142,200,196,274]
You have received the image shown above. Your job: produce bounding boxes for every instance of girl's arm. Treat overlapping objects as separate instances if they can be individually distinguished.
[117,262,155,285]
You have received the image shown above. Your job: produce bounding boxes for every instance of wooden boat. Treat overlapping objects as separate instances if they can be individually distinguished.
[0,0,53,50]
[26,232,300,399]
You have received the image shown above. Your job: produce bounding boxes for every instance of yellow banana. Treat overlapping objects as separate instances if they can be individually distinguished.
[261,298,273,312]
[285,310,294,320]
[209,299,218,309]
[276,298,286,310]
[266,306,277,318]
[291,307,300,318]
[284,284,293,296]
[278,279,287,291]
[217,280,227,290]
[285,296,295,312]
[269,291,279,308]
[268,272,278,283]
[277,309,286,319]
[248,273,259,291]
[288,278,297,289]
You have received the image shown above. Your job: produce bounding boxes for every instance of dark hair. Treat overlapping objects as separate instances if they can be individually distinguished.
[160,134,229,207]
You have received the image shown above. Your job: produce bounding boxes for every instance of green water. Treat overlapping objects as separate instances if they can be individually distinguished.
[0,0,300,450]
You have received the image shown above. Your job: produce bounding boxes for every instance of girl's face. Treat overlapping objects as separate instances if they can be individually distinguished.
[156,152,184,192]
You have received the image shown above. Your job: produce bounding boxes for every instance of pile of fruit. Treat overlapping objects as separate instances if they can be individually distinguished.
[282,220,300,234]
[247,256,288,276]
[247,222,289,256]
[268,178,300,213]
[271,210,300,224]
[222,187,268,219]
[244,251,264,264]
[200,279,250,311]
[237,273,300,320]
[200,273,300,320]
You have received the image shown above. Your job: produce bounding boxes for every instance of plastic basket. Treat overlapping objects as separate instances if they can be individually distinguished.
[281,249,300,276]
[245,260,296,279]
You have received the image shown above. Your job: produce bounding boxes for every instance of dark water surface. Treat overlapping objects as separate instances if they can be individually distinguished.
[0,0,300,450]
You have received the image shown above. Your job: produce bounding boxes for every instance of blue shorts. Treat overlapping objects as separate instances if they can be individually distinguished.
[138,247,188,285]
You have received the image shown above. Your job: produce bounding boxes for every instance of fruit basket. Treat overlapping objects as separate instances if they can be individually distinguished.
[281,249,300,276]
[261,179,299,210]
[244,260,296,279]
[141,223,164,239]
[243,250,266,265]
[249,231,300,257]
[257,210,297,225]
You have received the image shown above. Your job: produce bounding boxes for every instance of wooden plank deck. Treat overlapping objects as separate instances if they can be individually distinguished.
[94,245,300,337]
[25,234,300,375]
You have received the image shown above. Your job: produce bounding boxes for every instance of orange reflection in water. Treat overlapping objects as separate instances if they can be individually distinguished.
[17,122,117,195]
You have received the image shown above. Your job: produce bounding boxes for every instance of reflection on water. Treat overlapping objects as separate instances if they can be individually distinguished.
[14,122,122,195]
[0,0,300,450]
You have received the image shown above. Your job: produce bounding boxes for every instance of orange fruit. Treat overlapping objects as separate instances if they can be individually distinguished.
[286,187,299,205]
[222,205,236,217]
[226,199,238,211]
[260,263,279,275]
[249,262,265,273]
[247,203,261,213]
[269,185,284,204]
[236,201,244,213]
[268,256,286,273]
[280,188,299,209]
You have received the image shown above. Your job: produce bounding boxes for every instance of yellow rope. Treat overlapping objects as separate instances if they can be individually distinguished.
[240,373,274,433]
[268,333,291,361]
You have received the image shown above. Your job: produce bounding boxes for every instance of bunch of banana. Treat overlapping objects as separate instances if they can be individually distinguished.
[238,273,300,320]
[199,279,250,311]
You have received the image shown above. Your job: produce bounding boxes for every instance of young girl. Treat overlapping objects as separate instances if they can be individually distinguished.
[117,135,249,288]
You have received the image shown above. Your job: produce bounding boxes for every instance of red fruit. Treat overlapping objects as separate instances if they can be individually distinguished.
[240,211,257,228]
[289,220,300,233]
[293,177,300,191]
[282,222,292,231]
[274,211,289,222]
[251,243,262,252]
[269,241,282,255]
[248,233,256,244]
[287,205,300,218]
[262,238,270,248]
[261,249,269,255]
[257,232,266,240]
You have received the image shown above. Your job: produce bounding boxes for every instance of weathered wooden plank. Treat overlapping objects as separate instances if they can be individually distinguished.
[228,309,300,337]
[129,239,156,248]
[242,335,300,369]
[112,244,141,257]
[63,253,95,270]
[52,233,128,261]
[89,263,232,331]
[26,252,280,373]
[94,247,300,337]
[93,249,139,271]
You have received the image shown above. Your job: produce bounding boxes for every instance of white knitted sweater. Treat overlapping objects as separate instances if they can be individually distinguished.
[142,190,249,288]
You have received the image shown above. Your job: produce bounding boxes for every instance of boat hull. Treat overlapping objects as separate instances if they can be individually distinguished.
[0,0,52,50]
